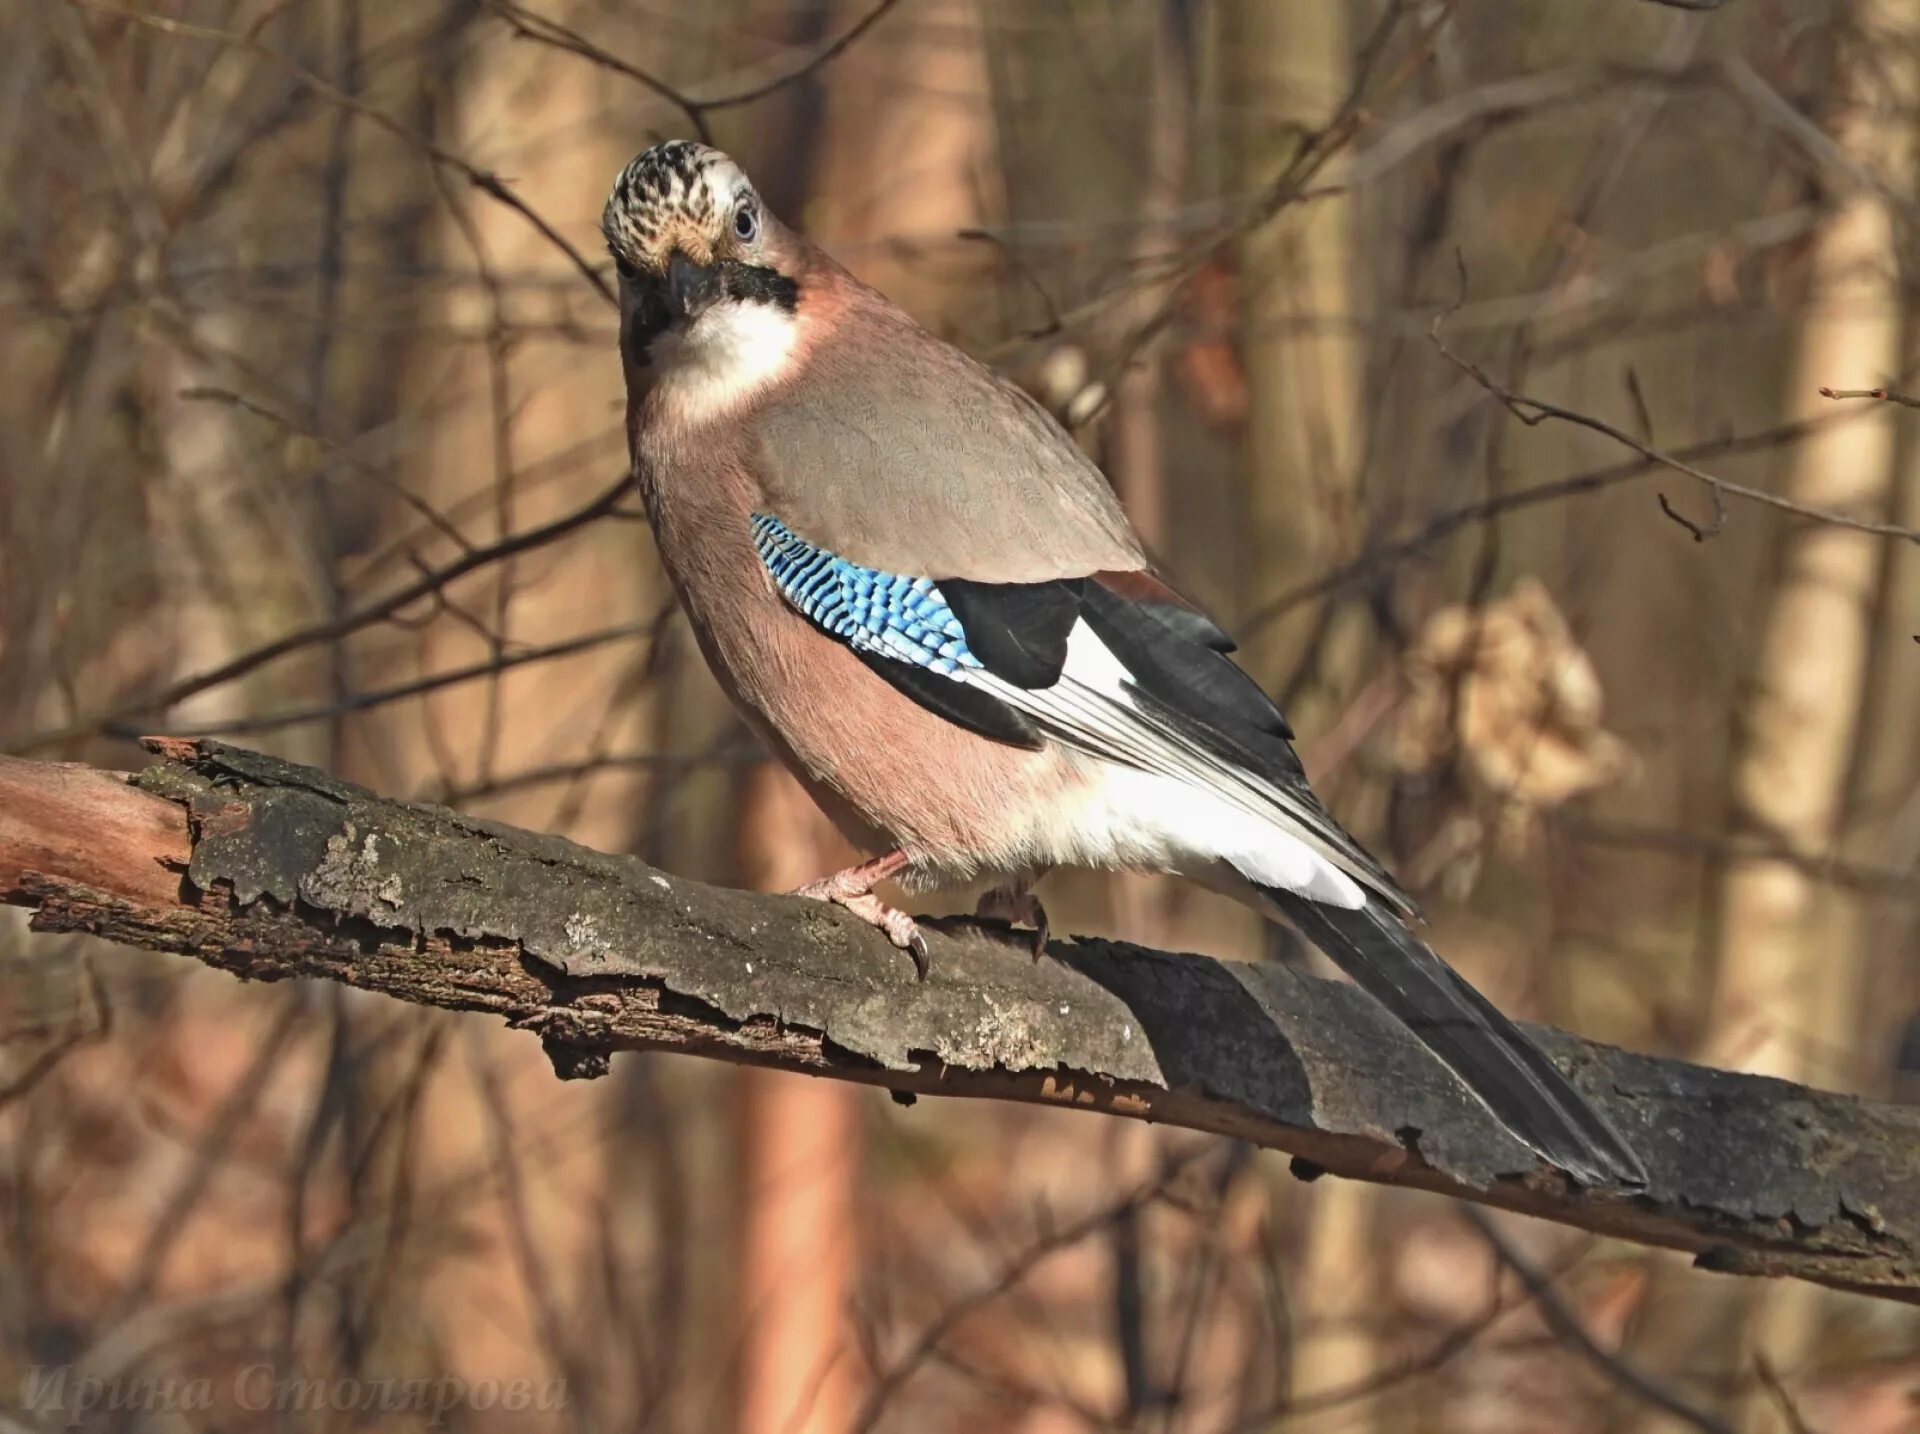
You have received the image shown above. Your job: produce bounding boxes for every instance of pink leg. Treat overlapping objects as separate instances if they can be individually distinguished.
[975,873,1051,960]
[791,850,929,977]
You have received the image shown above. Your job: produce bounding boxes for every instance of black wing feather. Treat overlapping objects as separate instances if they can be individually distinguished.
[854,648,1043,749]
[1110,587,1239,654]
[1081,581,1293,741]
[939,577,1085,689]
[1262,888,1648,1188]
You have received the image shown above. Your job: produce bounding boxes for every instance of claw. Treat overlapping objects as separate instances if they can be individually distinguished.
[975,882,1050,960]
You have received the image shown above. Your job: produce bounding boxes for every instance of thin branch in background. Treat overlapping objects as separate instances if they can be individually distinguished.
[0,950,112,1108]
[1431,259,1920,545]
[1242,412,1838,631]
[179,386,477,556]
[957,228,1065,339]
[1462,1208,1735,1434]
[689,0,905,111]
[11,472,639,754]
[853,1151,1210,1433]
[483,0,907,145]
[1148,1143,1250,1431]
[426,154,527,796]
[104,1002,305,1325]
[1752,1354,1817,1434]
[1551,811,1920,901]
[483,0,713,141]
[1078,0,1441,423]
[129,615,674,740]
[1657,484,1727,542]
[1820,384,1920,409]
[345,423,628,587]
[473,1041,597,1408]
[1623,367,1656,444]
[1620,362,1727,543]
[1220,1239,1598,1433]
[64,0,617,305]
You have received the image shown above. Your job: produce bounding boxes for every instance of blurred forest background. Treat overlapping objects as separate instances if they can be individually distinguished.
[3,0,1920,1430]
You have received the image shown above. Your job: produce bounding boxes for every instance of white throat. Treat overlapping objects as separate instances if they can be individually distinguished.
[647,299,799,429]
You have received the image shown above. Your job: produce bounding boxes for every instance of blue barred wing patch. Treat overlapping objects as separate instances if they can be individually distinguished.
[750,513,981,676]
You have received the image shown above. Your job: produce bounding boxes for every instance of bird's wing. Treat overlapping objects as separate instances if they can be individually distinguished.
[748,516,1654,1185]
[747,512,1415,917]
[748,295,1146,583]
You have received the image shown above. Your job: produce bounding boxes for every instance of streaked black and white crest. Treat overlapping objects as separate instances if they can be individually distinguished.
[602,141,751,272]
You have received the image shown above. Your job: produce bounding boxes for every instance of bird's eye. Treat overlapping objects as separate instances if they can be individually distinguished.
[733,202,759,244]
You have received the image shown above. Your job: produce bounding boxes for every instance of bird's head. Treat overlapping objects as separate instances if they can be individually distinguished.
[602,141,800,369]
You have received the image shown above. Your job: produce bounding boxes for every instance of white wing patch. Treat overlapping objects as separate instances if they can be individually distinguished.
[964,620,1367,908]
[1073,766,1368,907]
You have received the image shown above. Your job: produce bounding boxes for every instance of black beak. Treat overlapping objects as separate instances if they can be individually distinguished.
[666,250,720,320]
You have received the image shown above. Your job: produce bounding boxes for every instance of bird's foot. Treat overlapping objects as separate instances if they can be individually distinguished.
[975,882,1050,960]
[789,851,928,978]
[828,893,929,979]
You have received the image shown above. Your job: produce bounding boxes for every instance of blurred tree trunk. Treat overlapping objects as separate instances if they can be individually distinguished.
[1705,1,1909,1149]
[345,4,670,1422]
[726,5,1000,1428]
[733,764,863,1434]
[1226,0,1369,730]
[1693,4,1918,1426]
[1842,19,1920,1101]
[1106,2,1190,563]
[807,0,1002,328]
[1224,2,1380,1420]
[1108,0,1191,968]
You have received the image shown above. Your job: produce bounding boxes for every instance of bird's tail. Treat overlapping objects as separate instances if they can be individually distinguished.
[1260,888,1647,1188]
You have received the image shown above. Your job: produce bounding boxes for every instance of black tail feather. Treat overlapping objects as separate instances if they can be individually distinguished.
[1262,889,1647,1188]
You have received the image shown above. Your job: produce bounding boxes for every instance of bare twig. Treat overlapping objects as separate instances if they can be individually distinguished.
[484,0,907,145]
[1820,385,1920,410]
[853,1151,1208,1433]
[178,386,476,556]
[1752,1354,1817,1434]
[10,473,639,754]
[1242,413,1841,631]
[1656,485,1727,542]
[64,0,616,305]
[1464,1209,1733,1434]
[1431,268,1920,545]
[1552,812,1920,901]
[131,613,674,740]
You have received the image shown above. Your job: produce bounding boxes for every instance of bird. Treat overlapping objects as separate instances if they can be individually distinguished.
[602,140,1647,1189]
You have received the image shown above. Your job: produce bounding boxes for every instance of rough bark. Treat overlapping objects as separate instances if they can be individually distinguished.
[2,740,1918,1304]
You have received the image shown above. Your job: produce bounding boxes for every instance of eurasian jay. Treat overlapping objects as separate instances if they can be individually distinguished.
[603,141,1646,1189]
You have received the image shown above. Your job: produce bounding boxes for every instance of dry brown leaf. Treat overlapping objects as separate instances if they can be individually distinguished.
[1389,579,1633,858]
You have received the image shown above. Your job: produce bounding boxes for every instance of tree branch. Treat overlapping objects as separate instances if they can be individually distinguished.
[2,741,1916,1303]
